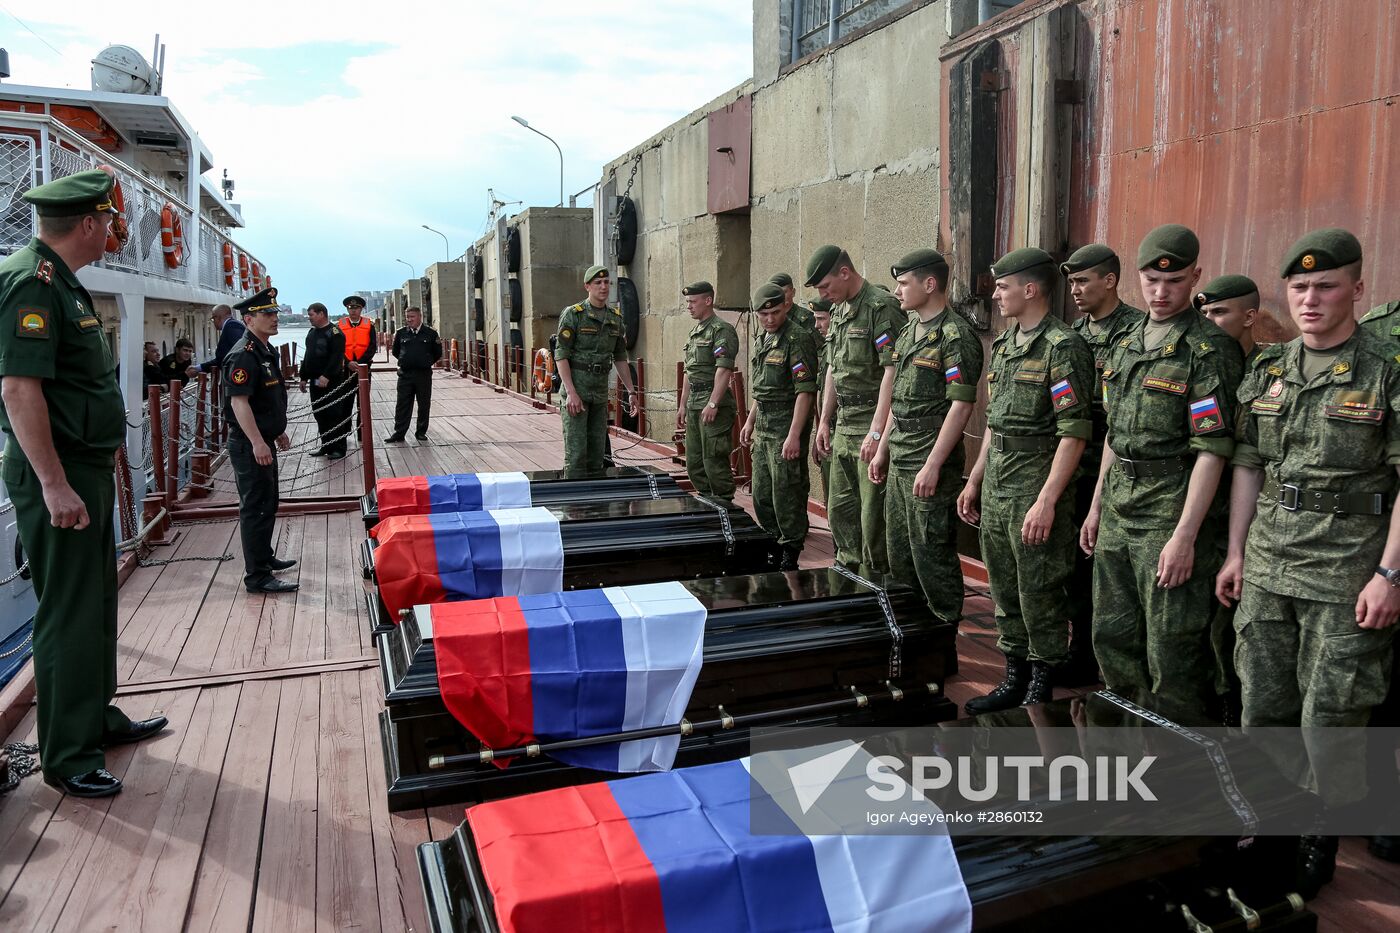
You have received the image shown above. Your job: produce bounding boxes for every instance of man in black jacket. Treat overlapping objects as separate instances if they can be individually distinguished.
[298,302,349,458]
[157,338,198,387]
[199,303,245,374]
[384,306,442,442]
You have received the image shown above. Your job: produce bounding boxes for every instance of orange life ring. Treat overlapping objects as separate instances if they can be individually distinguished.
[222,243,235,286]
[239,251,251,290]
[251,261,263,291]
[96,164,128,254]
[159,203,184,268]
[533,348,555,393]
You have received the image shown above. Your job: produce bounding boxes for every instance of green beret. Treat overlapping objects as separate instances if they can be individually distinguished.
[751,282,785,312]
[1137,224,1199,271]
[809,298,833,314]
[1193,274,1259,309]
[890,248,947,280]
[235,287,279,314]
[681,281,714,297]
[803,245,843,287]
[990,247,1057,280]
[768,272,794,288]
[1279,228,1362,278]
[583,264,609,284]
[21,169,118,217]
[1060,243,1117,275]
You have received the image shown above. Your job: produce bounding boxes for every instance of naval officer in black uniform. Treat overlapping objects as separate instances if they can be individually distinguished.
[223,287,298,594]
[299,302,348,458]
[384,305,442,442]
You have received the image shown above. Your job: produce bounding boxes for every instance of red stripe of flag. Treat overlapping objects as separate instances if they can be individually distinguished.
[434,596,535,762]
[368,515,447,620]
[375,475,431,520]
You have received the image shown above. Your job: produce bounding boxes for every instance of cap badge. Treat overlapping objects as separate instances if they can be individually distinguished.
[1157,257,1171,269]
[1301,254,1316,270]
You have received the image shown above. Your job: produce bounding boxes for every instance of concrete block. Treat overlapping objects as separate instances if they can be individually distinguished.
[749,194,803,296]
[752,57,832,196]
[661,118,710,225]
[524,266,588,320]
[861,165,941,290]
[798,176,868,273]
[641,223,681,322]
[521,207,594,268]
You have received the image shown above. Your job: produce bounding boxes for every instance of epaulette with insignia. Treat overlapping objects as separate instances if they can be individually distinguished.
[1197,340,1215,354]
[1045,330,1067,345]
[34,260,54,284]
[944,318,961,339]
[610,306,622,316]
[1360,302,1400,324]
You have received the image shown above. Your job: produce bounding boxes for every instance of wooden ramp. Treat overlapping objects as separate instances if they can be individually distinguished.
[0,369,1396,930]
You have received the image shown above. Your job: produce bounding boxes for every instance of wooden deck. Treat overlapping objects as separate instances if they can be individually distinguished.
[0,368,1397,930]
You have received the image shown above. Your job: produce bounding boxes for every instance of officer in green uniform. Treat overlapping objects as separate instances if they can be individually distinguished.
[675,282,738,508]
[1062,243,1145,684]
[811,298,834,503]
[223,287,299,595]
[1196,274,1262,367]
[1216,228,1399,896]
[807,245,904,573]
[0,170,167,798]
[869,249,982,625]
[767,272,817,334]
[554,265,640,476]
[1080,224,1244,726]
[739,283,819,569]
[957,248,1094,712]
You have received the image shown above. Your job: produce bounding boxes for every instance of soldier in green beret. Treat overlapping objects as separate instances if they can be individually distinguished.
[0,170,168,798]
[869,249,983,624]
[1215,228,1398,896]
[768,272,818,335]
[806,245,904,573]
[958,247,1094,711]
[1062,243,1145,684]
[555,265,641,475]
[1079,223,1244,726]
[1195,274,1263,367]
[739,283,820,568]
[675,282,739,509]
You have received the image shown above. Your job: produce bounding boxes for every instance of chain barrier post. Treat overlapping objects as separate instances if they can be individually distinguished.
[113,443,137,543]
[208,365,222,452]
[148,385,167,503]
[165,379,182,504]
[731,370,751,484]
[189,373,210,499]
[673,361,686,459]
[636,358,647,437]
[357,363,377,494]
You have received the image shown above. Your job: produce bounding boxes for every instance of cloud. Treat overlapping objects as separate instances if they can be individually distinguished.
[3,1,753,307]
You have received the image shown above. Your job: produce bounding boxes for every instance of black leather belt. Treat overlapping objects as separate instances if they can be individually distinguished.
[837,390,878,407]
[991,433,1056,452]
[688,380,713,393]
[572,360,614,374]
[893,414,942,434]
[755,398,796,412]
[1262,477,1385,515]
[1115,454,1192,479]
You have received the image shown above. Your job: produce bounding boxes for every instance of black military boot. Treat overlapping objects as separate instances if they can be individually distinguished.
[965,657,1031,715]
[1022,661,1056,705]
[1296,834,1339,899]
[778,545,802,571]
[1059,619,1100,687]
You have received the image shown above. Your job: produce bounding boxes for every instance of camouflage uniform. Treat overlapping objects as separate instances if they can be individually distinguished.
[816,338,831,505]
[885,309,983,623]
[980,317,1094,664]
[682,313,739,505]
[827,280,904,571]
[1360,301,1400,349]
[789,301,817,335]
[1095,311,1244,724]
[555,301,627,475]
[750,319,820,547]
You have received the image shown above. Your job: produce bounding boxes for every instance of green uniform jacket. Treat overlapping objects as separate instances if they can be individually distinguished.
[1101,311,1244,529]
[555,301,627,404]
[1233,333,1400,602]
[1359,301,1400,353]
[752,319,819,428]
[1072,301,1145,470]
[789,302,817,336]
[829,281,905,435]
[888,309,983,473]
[683,315,738,410]
[984,316,1094,496]
[0,239,124,467]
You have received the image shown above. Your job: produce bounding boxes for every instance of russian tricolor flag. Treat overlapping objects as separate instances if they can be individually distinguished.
[432,582,706,772]
[369,507,564,621]
[375,472,531,521]
[467,754,972,933]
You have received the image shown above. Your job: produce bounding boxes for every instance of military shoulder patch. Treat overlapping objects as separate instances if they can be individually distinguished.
[34,260,53,284]
[15,308,48,338]
[1189,395,1222,434]
[560,327,573,340]
[1050,378,1077,409]
[230,368,249,385]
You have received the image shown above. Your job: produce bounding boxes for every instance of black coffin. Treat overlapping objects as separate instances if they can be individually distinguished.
[415,695,1319,933]
[362,498,781,633]
[377,569,959,810]
[360,465,686,530]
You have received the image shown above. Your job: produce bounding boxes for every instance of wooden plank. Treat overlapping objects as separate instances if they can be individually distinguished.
[0,708,59,899]
[183,679,280,933]
[357,667,409,933]
[250,675,320,933]
[287,514,329,666]
[119,655,376,695]
[326,511,369,659]
[315,671,380,933]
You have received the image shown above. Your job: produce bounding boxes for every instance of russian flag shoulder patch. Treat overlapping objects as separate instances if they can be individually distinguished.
[1189,394,1222,434]
[1050,378,1077,409]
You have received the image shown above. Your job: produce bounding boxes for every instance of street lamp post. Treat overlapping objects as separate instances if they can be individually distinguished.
[395,258,416,278]
[510,115,564,208]
[422,224,450,260]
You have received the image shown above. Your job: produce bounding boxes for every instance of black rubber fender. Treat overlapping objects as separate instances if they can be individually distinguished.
[473,297,485,332]
[508,277,523,323]
[471,253,484,288]
[617,276,640,351]
[615,196,637,265]
[506,227,522,274]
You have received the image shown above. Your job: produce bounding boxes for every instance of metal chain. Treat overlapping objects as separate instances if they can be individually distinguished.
[0,742,39,794]
[0,559,28,587]
[0,630,32,659]
[139,553,233,567]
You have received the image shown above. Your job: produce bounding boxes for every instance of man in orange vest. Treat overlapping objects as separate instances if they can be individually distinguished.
[338,295,377,443]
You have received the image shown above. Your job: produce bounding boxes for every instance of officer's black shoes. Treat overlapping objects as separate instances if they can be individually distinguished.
[309,449,328,458]
[964,657,1032,715]
[415,432,428,442]
[1022,662,1056,705]
[327,450,346,460]
[246,577,300,594]
[103,715,169,747]
[267,557,297,572]
[383,434,405,444]
[1369,835,1400,862]
[45,768,122,798]
[1295,835,1338,899]
[778,545,802,571]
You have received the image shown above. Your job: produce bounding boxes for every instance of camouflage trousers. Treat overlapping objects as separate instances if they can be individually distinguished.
[827,432,888,573]
[751,419,811,548]
[684,407,736,505]
[979,492,1074,664]
[1091,517,1220,725]
[561,395,609,476]
[885,467,963,624]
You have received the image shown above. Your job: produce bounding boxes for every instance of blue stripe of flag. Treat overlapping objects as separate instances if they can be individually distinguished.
[428,511,503,599]
[427,474,483,512]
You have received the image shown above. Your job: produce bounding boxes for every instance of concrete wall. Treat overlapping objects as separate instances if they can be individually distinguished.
[515,207,595,354]
[425,261,467,347]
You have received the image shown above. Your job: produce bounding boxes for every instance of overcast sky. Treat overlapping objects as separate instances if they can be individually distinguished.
[3,1,753,309]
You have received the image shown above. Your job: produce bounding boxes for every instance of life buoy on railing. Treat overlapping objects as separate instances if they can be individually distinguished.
[533,347,555,393]
[159,203,184,268]
[251,261,263,291]
[239,251,251,290]
[222,243,235,287]
[96,164,128,254]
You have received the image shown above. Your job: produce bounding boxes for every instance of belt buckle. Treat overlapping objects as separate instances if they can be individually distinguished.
[991,433,1005,452]
[1118,457,1137,479]
[1278,483,1301,511]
